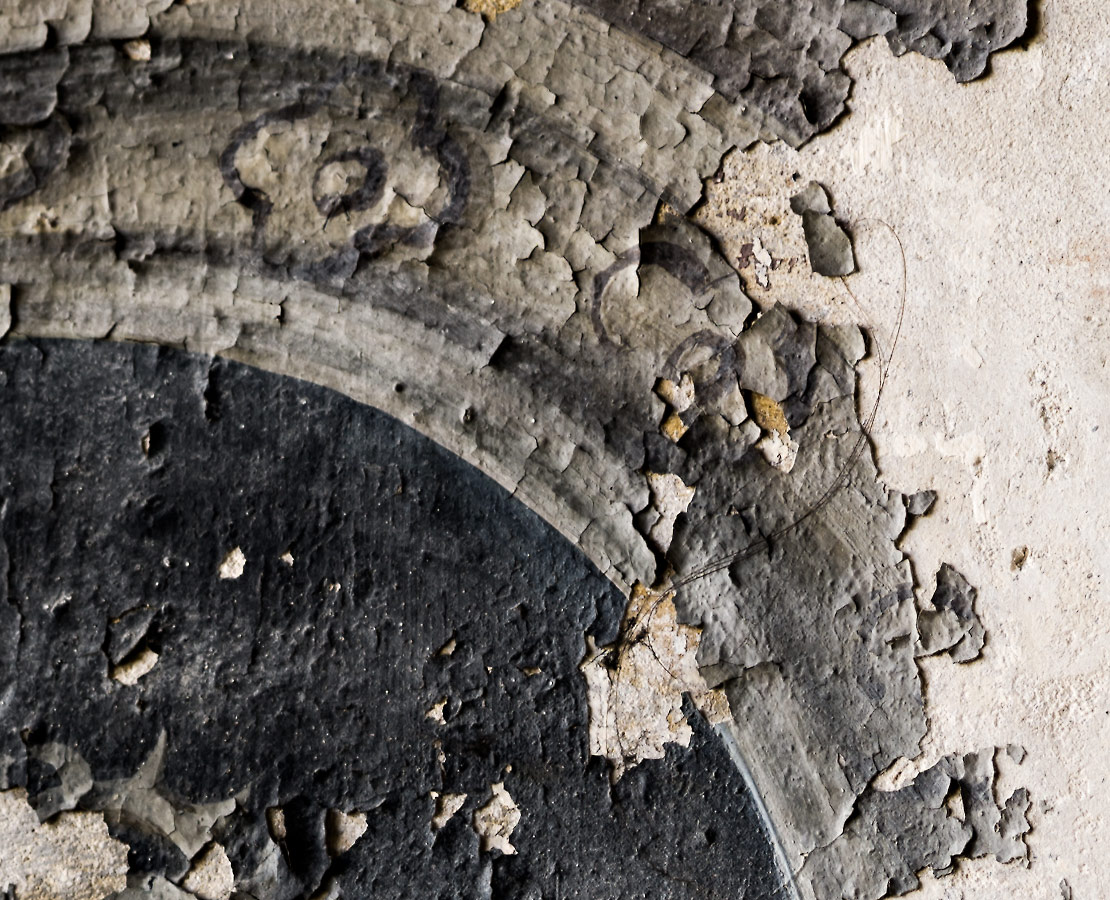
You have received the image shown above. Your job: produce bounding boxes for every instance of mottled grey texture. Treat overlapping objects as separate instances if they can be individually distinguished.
[802,749,1031,897]
[917,564,986,663]
[552,0,1027,143]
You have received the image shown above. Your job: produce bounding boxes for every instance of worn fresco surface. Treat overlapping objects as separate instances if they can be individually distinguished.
[0,1,1053,898]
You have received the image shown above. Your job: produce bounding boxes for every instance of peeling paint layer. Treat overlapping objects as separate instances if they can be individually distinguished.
[0,339,789,899]
[0,2,1035,896]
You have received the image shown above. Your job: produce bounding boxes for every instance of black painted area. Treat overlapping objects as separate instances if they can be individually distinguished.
[0,338,787,899]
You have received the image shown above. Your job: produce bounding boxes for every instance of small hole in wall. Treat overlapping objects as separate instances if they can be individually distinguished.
[142,421,167,457]
[394,383,405,393]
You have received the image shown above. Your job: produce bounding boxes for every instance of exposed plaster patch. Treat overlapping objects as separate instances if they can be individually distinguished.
[582,582,729,779]
[463,0,524,20]
[430,792,467,831]
[660,412,688,442]
[266,806,287,842]
[471,782,520,855]
[325,808,368,856]
[0,787,128,900]
[217,546,245,580]
[110,645,160,685]
[755,429,799,473]
[425,698,448,724]
[749,391,799,472]
[123,38,151,61]
[181,842,234,900]
[749,391,789,436]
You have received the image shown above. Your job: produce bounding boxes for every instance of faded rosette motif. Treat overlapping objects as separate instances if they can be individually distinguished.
[219,66,470,277]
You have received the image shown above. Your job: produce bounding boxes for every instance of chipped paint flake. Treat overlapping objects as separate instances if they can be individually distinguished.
[643,472,695,554]
[472,783,520,854]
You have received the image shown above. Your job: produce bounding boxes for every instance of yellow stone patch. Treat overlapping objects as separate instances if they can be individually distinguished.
[749,391,789,437]
[463,0,524,20]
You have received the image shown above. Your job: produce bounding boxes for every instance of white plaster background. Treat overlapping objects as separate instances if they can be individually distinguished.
[698,3,1108,896]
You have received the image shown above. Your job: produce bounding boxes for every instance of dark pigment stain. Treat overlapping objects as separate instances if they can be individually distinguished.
[0,338,789,899]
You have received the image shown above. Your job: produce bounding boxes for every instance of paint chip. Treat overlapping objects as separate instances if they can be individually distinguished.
[643,472,696,554]
[790,181,855,277]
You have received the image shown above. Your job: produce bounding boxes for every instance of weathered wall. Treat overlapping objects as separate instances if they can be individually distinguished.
[692,6,1105,896]
[0,0,1091,898]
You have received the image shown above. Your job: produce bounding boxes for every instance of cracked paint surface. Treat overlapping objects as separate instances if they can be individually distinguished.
[0,339,788,898]
[0,1,1036,897]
